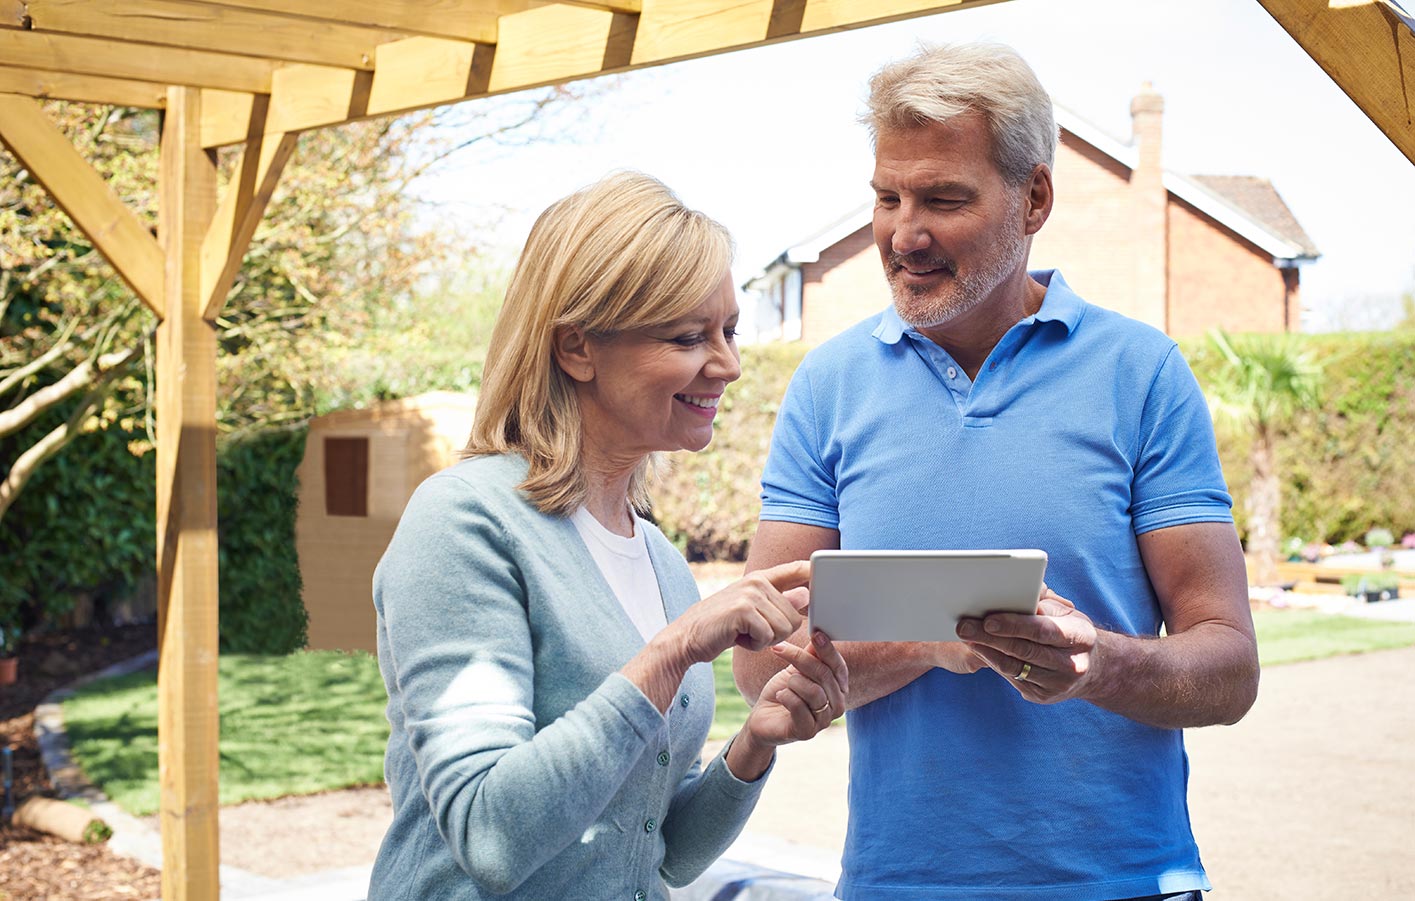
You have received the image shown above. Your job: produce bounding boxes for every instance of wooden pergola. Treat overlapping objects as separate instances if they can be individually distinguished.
[0,0,1410,896]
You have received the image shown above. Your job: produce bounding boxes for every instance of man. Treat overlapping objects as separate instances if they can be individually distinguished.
[734,43,1258,901]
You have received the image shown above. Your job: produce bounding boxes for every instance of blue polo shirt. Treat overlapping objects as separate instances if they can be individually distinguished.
[760,270,1231,900]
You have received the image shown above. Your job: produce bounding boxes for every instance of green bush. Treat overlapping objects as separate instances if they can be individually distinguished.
[0,410,308,653]
[652,342,808,561]
[0,396,156,625]
[216,428,308,654]
[1340,572,1401,596]
[1186,331,1415,546]
[651,332,1415,561]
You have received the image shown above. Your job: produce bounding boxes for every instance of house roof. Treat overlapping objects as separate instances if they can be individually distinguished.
[1189,175,1321,258]
[753,102,1321,284]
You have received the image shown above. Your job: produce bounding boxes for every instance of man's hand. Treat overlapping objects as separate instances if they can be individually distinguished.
[893,640,988,676]
[955,586,1102,704]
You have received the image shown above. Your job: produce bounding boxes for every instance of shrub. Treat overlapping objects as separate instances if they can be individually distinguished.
[652,343,808,561]
[652,332,1415,561]
[1186,332,1415,547]
[216,428,308,654]
[1364,527,1395,549]
[0,410,309,654]
[1340,572,1400,596]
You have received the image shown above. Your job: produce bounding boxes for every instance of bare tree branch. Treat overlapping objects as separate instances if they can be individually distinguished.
[0,344,139,439]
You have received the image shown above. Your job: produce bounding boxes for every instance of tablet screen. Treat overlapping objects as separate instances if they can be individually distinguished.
[807,549,1047,642]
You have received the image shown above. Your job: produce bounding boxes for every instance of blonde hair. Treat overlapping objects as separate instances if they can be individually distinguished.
[863,42,1057,185]
[466,171,733,516]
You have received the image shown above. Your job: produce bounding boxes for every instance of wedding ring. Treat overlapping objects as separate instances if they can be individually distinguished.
[812,703,830,716]
[1016,662,1032,682]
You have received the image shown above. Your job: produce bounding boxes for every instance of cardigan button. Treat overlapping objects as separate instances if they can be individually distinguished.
[657,750,670,767]
[634,892,647,901]
[679,693,690,709]
[644,818,657,833]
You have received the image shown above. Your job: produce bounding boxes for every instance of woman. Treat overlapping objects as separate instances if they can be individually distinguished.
[368,172,847,900]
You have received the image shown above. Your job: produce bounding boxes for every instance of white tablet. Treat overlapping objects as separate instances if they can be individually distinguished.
[807,549,1048,642]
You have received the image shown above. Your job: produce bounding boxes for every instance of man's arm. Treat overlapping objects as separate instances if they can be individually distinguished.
[733,520,984,710]
[958,521,1258,729]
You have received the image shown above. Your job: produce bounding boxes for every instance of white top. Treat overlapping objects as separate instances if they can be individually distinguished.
[570,506,668,642]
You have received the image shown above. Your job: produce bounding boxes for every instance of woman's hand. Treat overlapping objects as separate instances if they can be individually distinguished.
[725,631,848,780]
[624,560,811,714]
[661,560,813,666]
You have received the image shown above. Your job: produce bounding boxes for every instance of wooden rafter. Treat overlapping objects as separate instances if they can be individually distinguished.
[0,66,168,107]
[188,0,510,42]
[200,0,1003,147]
[200,98,297,320]
[17,0,413,70]
[0,93,166,314]
[0,28,276,93]
[1258,0,1415,165]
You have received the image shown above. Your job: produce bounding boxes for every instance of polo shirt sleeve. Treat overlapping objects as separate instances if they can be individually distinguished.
[1129,345,1234,535]
[759,362,840,529]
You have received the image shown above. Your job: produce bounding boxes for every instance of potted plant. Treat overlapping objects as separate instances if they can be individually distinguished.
[1364,527,1395,550]
[1341,572,1402,604]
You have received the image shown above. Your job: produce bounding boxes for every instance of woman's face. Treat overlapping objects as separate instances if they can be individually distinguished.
[576,272,741,462]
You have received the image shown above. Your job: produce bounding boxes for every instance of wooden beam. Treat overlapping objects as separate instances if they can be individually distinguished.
[0,28,275,93]
[189,0,509,42]
[21,0,412,70]
[201,99,297,319]
[0,94,165,315]
[488,4,634,92]
[0,66,168,107]
[203,0,985,147]
[1257,0,1415,165]
[155,84,221,901]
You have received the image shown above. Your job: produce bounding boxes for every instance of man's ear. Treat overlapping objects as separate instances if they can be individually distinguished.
[552,324,595,383]
[1023,163,1054,236]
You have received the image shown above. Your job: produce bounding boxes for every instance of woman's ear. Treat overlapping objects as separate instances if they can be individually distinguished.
[552,324,595,383]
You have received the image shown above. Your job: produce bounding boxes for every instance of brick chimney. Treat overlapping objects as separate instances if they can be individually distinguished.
[1130,83,1168,331]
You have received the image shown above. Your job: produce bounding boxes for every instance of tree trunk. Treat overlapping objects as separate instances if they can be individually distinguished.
[1245,428,1281,586]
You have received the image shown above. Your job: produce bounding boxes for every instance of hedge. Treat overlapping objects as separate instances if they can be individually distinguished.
[0,414,309,654]
[652,332,1415,559]
[6,331,1409,636]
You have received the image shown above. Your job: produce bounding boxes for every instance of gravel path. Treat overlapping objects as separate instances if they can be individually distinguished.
[709,645,1415,898]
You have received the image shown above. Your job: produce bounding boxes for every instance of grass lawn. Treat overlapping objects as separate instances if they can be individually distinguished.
[61,611,1415,812]
[1253,608,1415,666]
[62,651,388,816]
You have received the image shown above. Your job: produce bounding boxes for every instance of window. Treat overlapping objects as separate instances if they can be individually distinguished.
[324,436,369,517]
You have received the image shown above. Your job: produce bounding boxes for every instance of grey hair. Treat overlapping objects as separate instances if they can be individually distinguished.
[862,42,1058,185]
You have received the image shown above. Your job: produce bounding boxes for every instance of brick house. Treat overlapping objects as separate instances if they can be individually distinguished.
[747,87,1320,345]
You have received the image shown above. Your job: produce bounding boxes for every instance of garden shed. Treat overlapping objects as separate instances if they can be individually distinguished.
[0,0,1410,897]
[297,391,477,654]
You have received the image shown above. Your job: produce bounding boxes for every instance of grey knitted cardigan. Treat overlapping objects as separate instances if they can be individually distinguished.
[367,454,767,900]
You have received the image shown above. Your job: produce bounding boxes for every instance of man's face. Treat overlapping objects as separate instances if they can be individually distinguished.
[871,112,1031,330]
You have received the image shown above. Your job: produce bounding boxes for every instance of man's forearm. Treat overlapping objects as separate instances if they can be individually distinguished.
[1085,623,1259,729]
[735,632,937,710]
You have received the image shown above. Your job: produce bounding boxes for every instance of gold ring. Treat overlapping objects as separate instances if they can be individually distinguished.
[1016,662,1032,682]
[812,703,830,716]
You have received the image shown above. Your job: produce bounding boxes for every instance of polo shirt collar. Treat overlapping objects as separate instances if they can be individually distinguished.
[871,268,1085,346]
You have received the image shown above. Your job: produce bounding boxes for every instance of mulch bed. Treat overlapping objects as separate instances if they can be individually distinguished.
[1,623,163,900]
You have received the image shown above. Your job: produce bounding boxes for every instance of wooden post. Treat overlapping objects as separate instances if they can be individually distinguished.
[155,85,220,900]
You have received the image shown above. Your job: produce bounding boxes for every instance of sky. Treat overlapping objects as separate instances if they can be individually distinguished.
[419,0,1415,336]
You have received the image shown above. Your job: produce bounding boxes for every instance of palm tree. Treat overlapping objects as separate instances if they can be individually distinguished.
[1205,329,1324,587]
